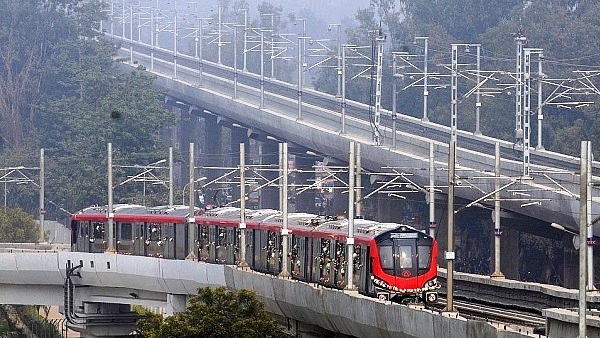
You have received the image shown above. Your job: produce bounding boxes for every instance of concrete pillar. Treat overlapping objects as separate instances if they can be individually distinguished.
[294,155,316,214]
[203,115,223,208]
[260,140,279,210]
[376,196,403,223]
[563,235,579,289]
[165,294,187,316]
[332,171,348,218]
[176,106,203,188]
[77,302,137,337]
[499,227,520,280]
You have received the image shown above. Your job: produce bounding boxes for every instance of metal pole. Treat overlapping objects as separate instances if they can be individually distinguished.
[217,0,222,64]
[492,142,504,278]
[233,25,238,99]
[260,31,265,108]
[107,143,116,253]
[346,141,355,290]
[279,143,290,277]
[587,142,594,290]
[198,19,203,83]
[515,35,526,143]
[270,16,274,79]
[341,46,347,133]
[336,25,342,98]
[355,143,362,217]
[186,143,197,260]
[39,149,45,242]
[150,8,154,70]
[422,37,429,122]
[169,147,173,206]
[238,142,248,267]
[474,45,481,135]
[445,140,456,312]
[450,45,458,143]
[173,10,178,78]
[428,142,436,238]
[297,36,303,120]
[129,6,133,63]
[242,10,248,72]
[579,141,589,338]
[523,49,532,177]
[536,53,544,150]
[392,55,397,149]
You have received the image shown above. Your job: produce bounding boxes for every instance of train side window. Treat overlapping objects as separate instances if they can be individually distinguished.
[120,223,132,241]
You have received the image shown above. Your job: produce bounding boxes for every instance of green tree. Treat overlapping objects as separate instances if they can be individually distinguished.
[0,1,176,217]
[136,287,285,338]
[0,207,39,243]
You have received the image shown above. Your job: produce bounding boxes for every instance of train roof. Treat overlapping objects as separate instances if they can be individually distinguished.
[73,204,200,217]
[314,218,404,237]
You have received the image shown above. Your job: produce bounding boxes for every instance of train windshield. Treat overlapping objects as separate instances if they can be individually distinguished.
[378,233,432,277]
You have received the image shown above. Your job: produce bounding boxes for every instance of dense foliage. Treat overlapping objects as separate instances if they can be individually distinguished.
[136,287,285,338]
[0,0,175,219]
[312,0,600,157]
[0,207,39,243]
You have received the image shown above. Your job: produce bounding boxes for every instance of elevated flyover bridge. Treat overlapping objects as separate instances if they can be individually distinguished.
[112,33,600,241]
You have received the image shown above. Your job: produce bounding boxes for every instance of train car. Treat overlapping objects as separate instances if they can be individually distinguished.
[70,204,439,304]
[71,204,198,259]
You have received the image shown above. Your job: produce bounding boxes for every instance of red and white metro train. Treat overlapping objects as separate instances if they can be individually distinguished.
[71,204,440,303]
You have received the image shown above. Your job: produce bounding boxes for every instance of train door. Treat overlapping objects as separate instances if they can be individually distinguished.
[253,229,265,272]
[117,222,133,254]
[146,223,162,257]
[244,229,254,267]
[359,246,374,296]
[290,236,300,280]
[300,236,310,281]
[351,245,363,291]
[216,227,228,263]
[393,238,417,287]
[310,237,321,283]
[198,225,210,262]
[174,223,186,259]
[333,240,346,289]
[316,238,334,286]
[266,231,280,274]
[226,227,237,264]
[91,222,105,253]
[162,224,175,259]
[208,225,217,263]
[133,223,145,256]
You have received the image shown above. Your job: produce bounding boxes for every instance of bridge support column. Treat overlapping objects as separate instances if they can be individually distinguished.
[174,105,203,188]
[293,155,316,214]
[165,294,187,316]
[203,115,223,208]
[332,171,349,218]
[499,227,519,280]
[376,196,403,223]
[69,302,137,337]
[563,236,579,288]
[259,140,279,210]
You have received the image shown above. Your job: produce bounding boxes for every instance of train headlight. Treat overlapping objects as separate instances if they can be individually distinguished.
[425,278,439,289]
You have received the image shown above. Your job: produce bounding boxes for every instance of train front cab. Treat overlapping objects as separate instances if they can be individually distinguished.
[370,226,439,304]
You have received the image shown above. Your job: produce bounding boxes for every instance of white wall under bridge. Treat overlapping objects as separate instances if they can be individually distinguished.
[1,251,595,338]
